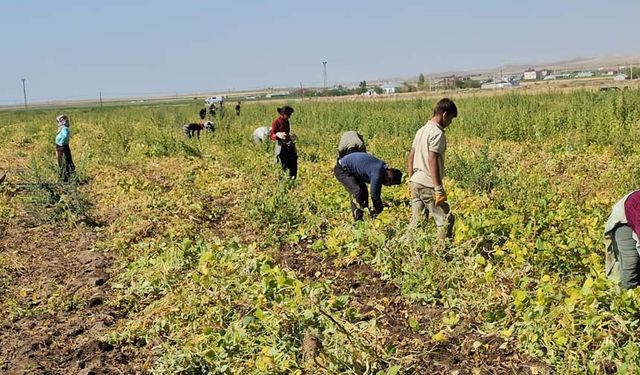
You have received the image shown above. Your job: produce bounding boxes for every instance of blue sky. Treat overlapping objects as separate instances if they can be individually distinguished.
[1,0,638,104]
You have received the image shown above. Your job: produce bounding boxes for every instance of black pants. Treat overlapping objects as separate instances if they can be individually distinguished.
[278,142,298,178]
[334,162,368,221]
[56,144,75,182]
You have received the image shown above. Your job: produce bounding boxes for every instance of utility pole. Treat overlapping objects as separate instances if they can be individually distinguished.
[631,63,634,80]
[300,82,304,101]
[21,78,27,109]
[99,91,103,109]
[322,61,327,90]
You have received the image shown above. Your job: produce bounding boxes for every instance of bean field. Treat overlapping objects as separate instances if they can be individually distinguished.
[1,90,640,374]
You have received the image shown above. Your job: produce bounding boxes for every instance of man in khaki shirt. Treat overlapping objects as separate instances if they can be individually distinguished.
[407,98,457,240]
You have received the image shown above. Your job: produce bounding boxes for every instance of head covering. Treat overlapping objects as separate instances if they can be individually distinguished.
[56,114,69,126]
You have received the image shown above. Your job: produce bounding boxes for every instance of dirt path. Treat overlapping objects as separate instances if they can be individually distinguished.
[274,241,548,374]
[0,210,140,374]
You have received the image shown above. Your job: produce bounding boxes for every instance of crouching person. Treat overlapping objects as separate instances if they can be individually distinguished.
[605,190,640,289]
[252,126,271,144]
[334,152,402,221]
[337,130,366,159]
[55,115,75,182]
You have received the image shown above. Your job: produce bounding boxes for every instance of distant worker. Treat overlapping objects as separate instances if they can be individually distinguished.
[235,101,241,116]
[208,102,217,117]
[605,190,640,289]
[337,130,367,159]
[407,98,457,240]
[183,108,206,138]
[219,101,225,118]
[334,152,402,221]
[55,114,75,182]
[252,126,271,144]
[270,106,297,179]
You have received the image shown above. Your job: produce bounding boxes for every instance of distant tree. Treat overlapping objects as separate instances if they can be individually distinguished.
[402,81,417,93]
[359,80,367,89]
[417,73,429,90]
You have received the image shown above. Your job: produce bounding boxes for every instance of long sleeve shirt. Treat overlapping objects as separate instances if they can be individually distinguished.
[55,125,70,146]
[339,152,387,213]
[270,115,291,142]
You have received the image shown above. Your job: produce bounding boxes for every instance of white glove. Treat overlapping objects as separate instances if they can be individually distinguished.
[276,132,287,140]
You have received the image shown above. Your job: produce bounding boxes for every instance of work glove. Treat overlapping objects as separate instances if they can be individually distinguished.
[275,132,287,140]
[434,185,447,207]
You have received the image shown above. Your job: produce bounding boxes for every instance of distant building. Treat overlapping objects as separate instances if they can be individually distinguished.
[481,80,513,90]
[265,91,291,98]
[523,69,540,80]
[361,89,378,96]
[575,71,594,78]
[614,74,628,81]
[605,70,617,76]
[381,83,399,94]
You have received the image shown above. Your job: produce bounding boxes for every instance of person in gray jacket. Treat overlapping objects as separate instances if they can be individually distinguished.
[337,130,366,159]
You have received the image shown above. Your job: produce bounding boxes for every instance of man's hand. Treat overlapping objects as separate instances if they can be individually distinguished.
[275,132,287,140]
[434,185,447,207]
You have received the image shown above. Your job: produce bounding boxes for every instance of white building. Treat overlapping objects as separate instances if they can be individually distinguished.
[575,71,594,78]
[481,81,513,90]
[523,69,540,80]
[361,89,378,96]
[381,83,399,94]
[614,74,628,81]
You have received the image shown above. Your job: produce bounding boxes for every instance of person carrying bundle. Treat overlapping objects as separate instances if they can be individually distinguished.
[270,106,297,179]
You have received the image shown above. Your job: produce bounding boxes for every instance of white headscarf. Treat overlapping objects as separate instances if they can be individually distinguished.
[56,114,69,126]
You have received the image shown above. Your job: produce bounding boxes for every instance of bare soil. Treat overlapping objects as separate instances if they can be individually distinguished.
[0,213,144,374]
[275,241,549,374]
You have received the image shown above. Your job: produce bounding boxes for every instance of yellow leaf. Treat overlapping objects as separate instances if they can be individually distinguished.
[431,331,446,342]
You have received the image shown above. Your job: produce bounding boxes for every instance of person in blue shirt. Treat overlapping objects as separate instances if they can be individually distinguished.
[334,152,402,221]
[55,114,75,182]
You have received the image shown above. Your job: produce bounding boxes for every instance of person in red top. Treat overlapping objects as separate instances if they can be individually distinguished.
[270,106,297,179]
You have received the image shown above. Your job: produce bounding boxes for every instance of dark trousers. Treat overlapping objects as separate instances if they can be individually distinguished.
[277,142,298,178]
[56,144,75,182]
[334,162,368,221]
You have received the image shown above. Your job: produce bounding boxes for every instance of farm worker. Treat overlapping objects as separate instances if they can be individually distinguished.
[337,130,366,159]
[407,98,457,240]
[183,108,206,138]
[55,114,75,182]
[604,190,640,289]
[334,152,402,221]
[235,101,241,116]
[271,106,298,179]
[208,102,216,117]
[252,126,271,143]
